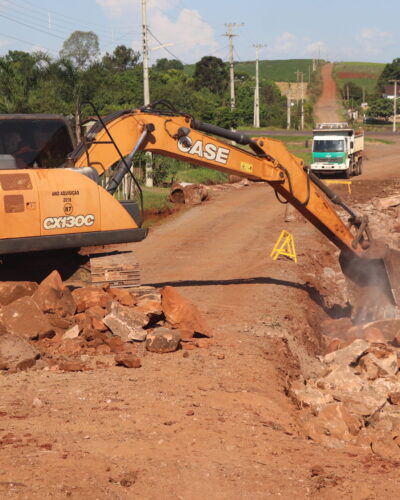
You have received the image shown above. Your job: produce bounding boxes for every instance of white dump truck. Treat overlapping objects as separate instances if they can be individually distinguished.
[310,123,364,178]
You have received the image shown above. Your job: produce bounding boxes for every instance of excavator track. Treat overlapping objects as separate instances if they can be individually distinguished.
[79,244,141,288]
[0,244,141,288]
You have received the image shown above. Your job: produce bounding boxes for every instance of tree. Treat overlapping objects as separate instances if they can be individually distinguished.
[193,56,228,96]
[341,82,363,104]
[0,50,49,112]
[153,58,184,71]
[367,96,394,121]
[102,45,140,71]
[60,31,100,69]
[377,58,400,91]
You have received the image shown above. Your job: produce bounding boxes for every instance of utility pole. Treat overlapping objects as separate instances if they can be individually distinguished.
[253,43,266,128]
[224,23,243,109]
[141,0,152,186]
[287,83,291,130]
[300,72,304,130]
[389,79,400,133]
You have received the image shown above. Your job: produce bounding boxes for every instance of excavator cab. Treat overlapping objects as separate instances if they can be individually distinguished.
[0,114,75,169]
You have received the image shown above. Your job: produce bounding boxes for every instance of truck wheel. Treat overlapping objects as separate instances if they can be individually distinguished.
[357,158,363,175]
[344,168,351,179]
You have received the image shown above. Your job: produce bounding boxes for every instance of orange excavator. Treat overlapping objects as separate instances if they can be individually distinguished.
[0,102,398,319]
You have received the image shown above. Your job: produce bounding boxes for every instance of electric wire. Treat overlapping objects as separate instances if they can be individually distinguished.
[147,27,186,65]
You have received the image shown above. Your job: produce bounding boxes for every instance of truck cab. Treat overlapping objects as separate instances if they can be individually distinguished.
[310,123,364,178]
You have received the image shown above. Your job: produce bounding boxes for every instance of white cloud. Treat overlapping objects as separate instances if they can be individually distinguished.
[356,28,393,55]
[96,0,217,63]
[96,0,179,17]
[150,9,217,62]
[274,32,296,53]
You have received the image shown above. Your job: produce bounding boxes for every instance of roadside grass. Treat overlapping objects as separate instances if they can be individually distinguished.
[142,186,172,211]
[173,166,228,184]
[365,137,395,144]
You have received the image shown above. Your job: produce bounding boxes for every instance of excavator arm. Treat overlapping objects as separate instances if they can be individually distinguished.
[72,107,367,257]
[71,105,400,312]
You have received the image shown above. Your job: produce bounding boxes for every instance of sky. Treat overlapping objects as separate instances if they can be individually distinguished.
[0,0,398,64]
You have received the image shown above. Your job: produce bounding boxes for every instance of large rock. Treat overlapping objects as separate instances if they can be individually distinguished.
[376,195,400,210]
[161,286,213,339]
[72,287,111,313]
[288,380,333,410]
[303,403,363,444]
[367,345,398,375]
[103,302,148,341]
[317,366,365,393]
[109,288,136,307]
[371,436,400,460]
[145,328,181,353]
[323,339,369,367]
[339,391,387,417]
[0,281,38,306]
[32,270,76,316]
[0,296,54,340]
[115,353,141,368]
[0,334,39,371]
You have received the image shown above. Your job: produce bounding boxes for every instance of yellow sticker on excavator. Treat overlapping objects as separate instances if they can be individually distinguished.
[240,161,253,173]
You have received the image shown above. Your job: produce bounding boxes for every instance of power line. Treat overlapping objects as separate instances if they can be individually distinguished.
[0,12,66,40]
[5,0,138,45]
[147,28,186,64]
[0,30,50,51]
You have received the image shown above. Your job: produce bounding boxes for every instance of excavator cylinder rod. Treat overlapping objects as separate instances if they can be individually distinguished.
[191,119,254,146]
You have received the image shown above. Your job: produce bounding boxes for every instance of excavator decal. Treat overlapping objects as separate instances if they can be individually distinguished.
[43,214,95,230]
[177,139,230,164]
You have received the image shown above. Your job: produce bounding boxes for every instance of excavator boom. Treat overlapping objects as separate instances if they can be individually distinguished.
[73,108,365,257]
[71,105,400,313]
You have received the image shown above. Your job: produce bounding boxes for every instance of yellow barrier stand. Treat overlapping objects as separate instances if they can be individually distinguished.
[270,230,297,263]
[325,180,352,194]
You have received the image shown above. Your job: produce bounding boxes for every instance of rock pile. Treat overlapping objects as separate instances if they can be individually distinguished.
[0,271,213,373]
[290,322,400,460]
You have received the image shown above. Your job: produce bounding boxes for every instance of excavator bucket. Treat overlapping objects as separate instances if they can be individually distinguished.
[382,247,400,306]
[340,244,400,323]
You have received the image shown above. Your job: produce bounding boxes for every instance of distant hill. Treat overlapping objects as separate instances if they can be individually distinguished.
[333,62,385,93]
[184,59,315,82]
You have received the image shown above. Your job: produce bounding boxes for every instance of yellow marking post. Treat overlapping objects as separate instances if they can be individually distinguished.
[325,180,352,194]
[270,230,297,263]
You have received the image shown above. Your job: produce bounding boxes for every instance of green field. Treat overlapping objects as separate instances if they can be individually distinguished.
[184,59,316,82]
[333,62,385,92]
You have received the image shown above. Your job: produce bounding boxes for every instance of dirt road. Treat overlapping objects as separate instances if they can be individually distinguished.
[314,63,340,124]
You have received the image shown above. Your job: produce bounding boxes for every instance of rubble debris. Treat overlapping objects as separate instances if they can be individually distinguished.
[72,287,111,312]
[0,281,38,306]
[32,270,76,316]
[103,302,148,341]
[115,353,141,368]
[0,272,214,373]
[109,288,136,307]
[145,328,181,353]
[323,339,369,366]
[58,360,87,372]
[62,325,80,340]
[0,334,39,371]
[161,286,213,339]
[0,296,54,340]
[302,403,363,444]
